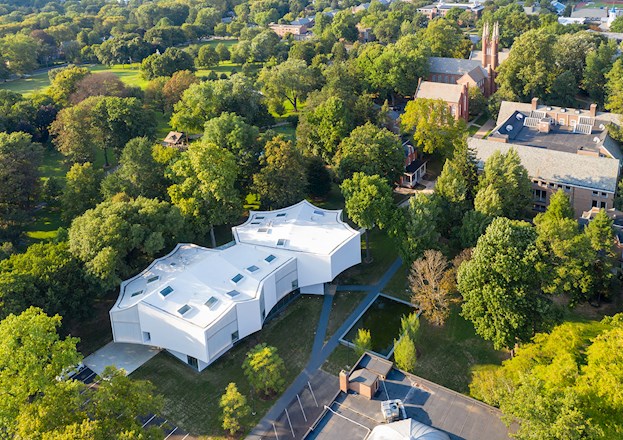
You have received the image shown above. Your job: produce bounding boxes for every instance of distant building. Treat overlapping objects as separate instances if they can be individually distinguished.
[110,201,361,371]
[269,23,309,38]
[416,1,484,20]
[163,131,188,149]
[427,21,501,98]
[414,80,469,121]
[469,98,622,217]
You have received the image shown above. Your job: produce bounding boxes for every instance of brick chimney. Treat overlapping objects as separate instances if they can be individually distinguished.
[590,103,597,117]
[339,370,349,393]
[531,97,539,110]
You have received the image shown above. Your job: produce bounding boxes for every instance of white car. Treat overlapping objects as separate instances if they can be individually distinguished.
[56,362,86,381]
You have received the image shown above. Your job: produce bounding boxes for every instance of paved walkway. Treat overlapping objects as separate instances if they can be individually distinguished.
[83,342,160,376]
[246,257,403,439]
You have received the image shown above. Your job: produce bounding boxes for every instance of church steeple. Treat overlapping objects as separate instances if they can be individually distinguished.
[481,22,490,69]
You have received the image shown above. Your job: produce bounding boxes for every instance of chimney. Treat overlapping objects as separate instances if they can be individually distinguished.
[590,103,597,117]
[531,97,539,110]
[339,370,349,393]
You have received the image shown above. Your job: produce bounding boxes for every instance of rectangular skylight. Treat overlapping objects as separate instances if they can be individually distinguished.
[130,290,143,297]
[231,273,244,283]
[178,304,191,315]
[258,227,268,232]
[247,265,259,273]
[256,215,265,219]
[277,239,286,246]
[276,213,287,217]
[313,210,325,216]
[251,221,260,225]
[226,290,240,298]
[147,275,160,283]
[160,286,174,297]
[205,297,219,310]
[265,254,276,263]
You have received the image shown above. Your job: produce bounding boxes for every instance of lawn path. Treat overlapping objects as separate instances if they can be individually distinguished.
[246,257,403,439]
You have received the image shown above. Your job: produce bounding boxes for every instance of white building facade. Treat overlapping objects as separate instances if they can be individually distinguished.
[110,201,361,371]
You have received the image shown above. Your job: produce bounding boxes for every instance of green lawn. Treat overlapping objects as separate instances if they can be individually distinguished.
[323,305,507,394]
[383,264,410,302]
[310,183,345,211]
[131,295,323,436]
[325,290,368,342]
[335,229,398,286]
[270,123,296,142]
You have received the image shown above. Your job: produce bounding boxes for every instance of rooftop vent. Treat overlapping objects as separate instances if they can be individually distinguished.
[147,275,160,283]
[546,106,552,111]
[130,290,144,297]
[160,286,174,297]
[575,110,581,114]
[205,297,219,310]
[506,125,513,131]
[247,265,259,273]
[226,290,240,298]
[265,254,276,263]
[594,136,600,143]
[599,124,606,130]
[178,304,192,315]
[277,238,286,246]
[231,273,244,283]
[516,113,524,120]
[561,108,567,113]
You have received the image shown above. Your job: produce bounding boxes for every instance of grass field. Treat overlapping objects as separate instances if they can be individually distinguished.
[325,290,368,343]
[323,305,507,394]
[131,295,323,437]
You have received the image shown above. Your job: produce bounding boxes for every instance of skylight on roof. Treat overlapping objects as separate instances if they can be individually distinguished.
[251,221,261,225]
[313,210,325,216]
[276,213,287,217]
[147,275,160,283]
[256,215,265,219]
[130,290,143,297]
[277,239,286,246]
[265,254,276,263]
[258,227,268,232]
[160,286,174,297]
[231,273,244,283]
[178,304,191,315]
[226,290,240,298]
[247,265,259,273]
[205,297,219,310]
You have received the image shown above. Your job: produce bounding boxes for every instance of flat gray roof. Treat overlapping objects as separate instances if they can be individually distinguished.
[307,369,510,440]
[468,137,620,193]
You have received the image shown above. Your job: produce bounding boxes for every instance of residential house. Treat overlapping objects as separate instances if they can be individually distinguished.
[163,131,188,149]
[469,98,622,217]
[109,201,361,371]
[269,22,310,38]
[401,141,428,188]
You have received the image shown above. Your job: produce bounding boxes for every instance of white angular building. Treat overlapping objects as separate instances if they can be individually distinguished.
[109,200,361,371]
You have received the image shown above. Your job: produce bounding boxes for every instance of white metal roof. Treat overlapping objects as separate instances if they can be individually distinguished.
[113,201,358,328]
[368,419,450,440]
[115,243,293,328]
[233,200,359,255]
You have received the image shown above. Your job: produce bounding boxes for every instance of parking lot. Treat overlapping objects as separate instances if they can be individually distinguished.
[74,367,195,440]
[306,369,510,440]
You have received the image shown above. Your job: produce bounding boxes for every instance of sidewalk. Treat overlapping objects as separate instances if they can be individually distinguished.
[246,258,403,439]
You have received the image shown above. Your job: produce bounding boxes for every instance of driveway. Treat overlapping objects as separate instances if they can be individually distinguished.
[83,342,160,376]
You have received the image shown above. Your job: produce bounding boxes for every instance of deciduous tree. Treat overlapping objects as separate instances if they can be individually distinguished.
[253,137,307,210]
[168,141,241,246]
[353,328,372,357]
[409,250,455,326]
[69,196,190,289]
[220,383,251,436]
[394,333,417,373]
[61,162,103,221]
[243,344,286,397]
[333,123,404,182]
[257,59,320,113]
[458,217,554,351]
[341,173,395,262]
[401,98,465,156]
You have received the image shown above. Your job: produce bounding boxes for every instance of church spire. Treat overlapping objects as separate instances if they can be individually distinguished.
[481,22,490,68]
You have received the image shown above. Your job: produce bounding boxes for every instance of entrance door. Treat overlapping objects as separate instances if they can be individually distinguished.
[187,355,198,370]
